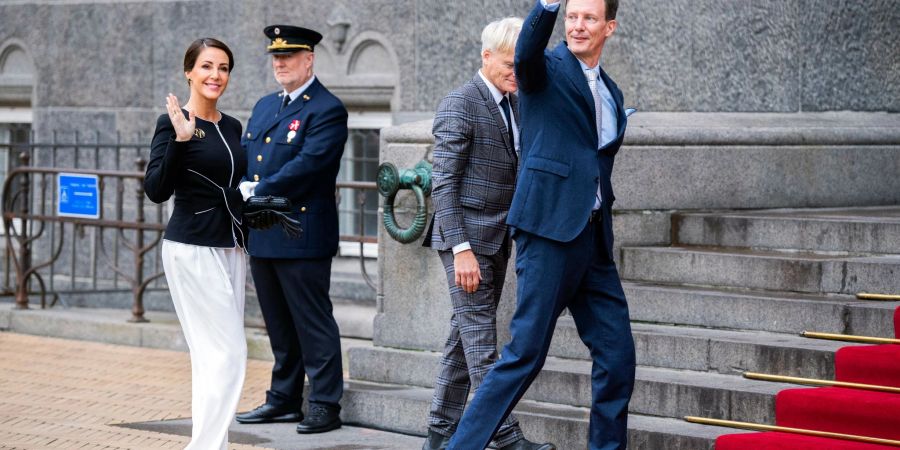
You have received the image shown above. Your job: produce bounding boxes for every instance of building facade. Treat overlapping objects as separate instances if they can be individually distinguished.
[0,0,898,242]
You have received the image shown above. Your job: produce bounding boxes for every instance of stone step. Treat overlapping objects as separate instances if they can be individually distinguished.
[548,318,848,379]
[673,207,900,253]
[45,256,376,322]
[624,282,899,336]
[620,246,900,295]
[0,303,373,371]
[329,256,378,304]
[331,300,376,340]
[350,347,793,424]
[341,379,742,450]
[356,317,846,380]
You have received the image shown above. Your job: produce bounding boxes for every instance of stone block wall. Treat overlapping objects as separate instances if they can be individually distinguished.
[1,0,897,146]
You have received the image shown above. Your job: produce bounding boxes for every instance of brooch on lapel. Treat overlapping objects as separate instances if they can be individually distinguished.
[193,128,205,139]
[287,119,300,143]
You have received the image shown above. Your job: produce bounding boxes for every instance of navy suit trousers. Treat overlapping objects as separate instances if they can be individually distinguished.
[448,220,636,450]
[250,257,343,409]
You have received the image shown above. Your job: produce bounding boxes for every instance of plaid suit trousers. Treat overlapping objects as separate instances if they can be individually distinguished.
[428,248,524,447]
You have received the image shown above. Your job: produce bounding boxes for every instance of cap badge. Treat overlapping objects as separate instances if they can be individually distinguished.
[274,27,280,35]
[289,119,301,131]
[267,38,312,52]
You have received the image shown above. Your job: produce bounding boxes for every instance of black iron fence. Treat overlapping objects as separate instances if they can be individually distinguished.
[0,132,377,322]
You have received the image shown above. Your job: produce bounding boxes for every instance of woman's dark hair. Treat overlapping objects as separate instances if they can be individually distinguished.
[183,37,234,73]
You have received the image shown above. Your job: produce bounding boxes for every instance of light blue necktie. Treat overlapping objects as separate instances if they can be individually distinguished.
[584,69,603,146]
[585,69,603,207]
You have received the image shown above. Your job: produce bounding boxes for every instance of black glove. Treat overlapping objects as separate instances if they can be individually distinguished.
[243,195,303,238]
[244,209,277,229]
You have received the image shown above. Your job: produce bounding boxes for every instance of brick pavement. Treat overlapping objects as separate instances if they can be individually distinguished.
[0,332,273,450]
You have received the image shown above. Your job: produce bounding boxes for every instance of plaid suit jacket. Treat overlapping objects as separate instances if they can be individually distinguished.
[426,74,520,256]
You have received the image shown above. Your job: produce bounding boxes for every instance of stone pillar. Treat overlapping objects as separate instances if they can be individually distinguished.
[373,120,519,353]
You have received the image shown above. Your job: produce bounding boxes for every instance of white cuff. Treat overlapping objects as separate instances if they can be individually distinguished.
[540,0,561,11]
[238,181,258,201]
[452,242,472,255]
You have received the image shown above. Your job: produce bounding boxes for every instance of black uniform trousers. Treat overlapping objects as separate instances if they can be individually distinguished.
[250,257,343,409]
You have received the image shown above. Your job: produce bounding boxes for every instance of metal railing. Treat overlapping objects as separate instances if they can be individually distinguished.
[0,132,378,321]
[336,179,378,289]
[2,145,167,322]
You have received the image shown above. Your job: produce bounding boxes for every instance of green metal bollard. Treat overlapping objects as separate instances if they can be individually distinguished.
[376,160,432,244]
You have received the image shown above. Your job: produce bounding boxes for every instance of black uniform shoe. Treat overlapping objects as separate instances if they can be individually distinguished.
[235,403,303,424]
[421,429,451,450]
[296,404,342,434]
[498,437,557,450]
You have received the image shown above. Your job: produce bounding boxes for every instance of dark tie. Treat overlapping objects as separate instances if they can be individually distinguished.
[279,94,291,113]
[499,95,515,150]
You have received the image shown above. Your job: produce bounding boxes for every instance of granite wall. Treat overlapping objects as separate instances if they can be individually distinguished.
[0,0,898,143]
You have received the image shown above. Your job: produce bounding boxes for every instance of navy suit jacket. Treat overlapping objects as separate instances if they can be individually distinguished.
[241,78,348,259]
[507,1,627,258]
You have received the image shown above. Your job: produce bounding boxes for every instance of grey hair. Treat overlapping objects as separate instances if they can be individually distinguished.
[481,17,524,53]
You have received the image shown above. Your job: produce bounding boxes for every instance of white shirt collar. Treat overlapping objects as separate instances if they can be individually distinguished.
[283,75,317,102]
[477,70,508,105]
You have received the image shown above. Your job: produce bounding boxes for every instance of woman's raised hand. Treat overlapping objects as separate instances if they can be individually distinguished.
[166,93,196,142]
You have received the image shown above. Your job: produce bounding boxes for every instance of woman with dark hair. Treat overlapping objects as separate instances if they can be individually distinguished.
[144,37,247,450]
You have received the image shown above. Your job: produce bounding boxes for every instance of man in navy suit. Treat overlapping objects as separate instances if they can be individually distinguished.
[422,17,554,450]
[235,25,348,435]
[448,0,636,449]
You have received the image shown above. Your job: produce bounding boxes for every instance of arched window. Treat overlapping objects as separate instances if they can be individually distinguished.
[0,43,35,107]
[0,42,35,184]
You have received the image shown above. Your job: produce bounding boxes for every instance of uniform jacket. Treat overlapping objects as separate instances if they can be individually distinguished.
[425,74,520,256]
[508,0,628,258]
[242,78,348,259]
[145,112,247,248]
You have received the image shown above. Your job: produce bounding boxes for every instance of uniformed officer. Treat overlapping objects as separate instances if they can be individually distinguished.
[235,24,348,435]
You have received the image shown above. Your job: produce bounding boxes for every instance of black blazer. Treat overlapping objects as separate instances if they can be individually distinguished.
[145,111,247,248]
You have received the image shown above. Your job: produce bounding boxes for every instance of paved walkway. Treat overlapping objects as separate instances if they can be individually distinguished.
[0,332,270,449]
[0,332,421,450]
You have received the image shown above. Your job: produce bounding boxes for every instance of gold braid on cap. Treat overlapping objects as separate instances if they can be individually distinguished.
[268,38,312,52]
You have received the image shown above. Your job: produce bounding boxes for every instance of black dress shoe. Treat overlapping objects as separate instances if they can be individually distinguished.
[235,403,303,424]
[422,429,451,450]
[498,437,557,450]
[296,404,341,434]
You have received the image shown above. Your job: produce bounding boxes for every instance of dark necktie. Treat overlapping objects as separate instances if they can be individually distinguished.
[499,95,515,150]
[279,94,291,113]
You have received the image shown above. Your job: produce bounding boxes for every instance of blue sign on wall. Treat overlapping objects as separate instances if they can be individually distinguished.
[58,173,100,219]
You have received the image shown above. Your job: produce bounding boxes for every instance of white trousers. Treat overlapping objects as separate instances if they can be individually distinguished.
[162,240,247,450]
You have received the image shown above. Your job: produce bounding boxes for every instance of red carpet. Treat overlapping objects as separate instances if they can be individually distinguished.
[714,306,900,449]
[774,387,900,440]
[835,345,900,388]
[716,432,898,450]
[895,306,899,338]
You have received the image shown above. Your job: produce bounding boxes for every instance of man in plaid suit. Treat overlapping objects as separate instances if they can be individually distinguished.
[420,17,556,450]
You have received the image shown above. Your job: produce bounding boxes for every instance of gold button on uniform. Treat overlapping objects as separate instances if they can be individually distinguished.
[265,137,271,144]
[257,155,263,162]
[253,174,260,181]
[300,207,307,212]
